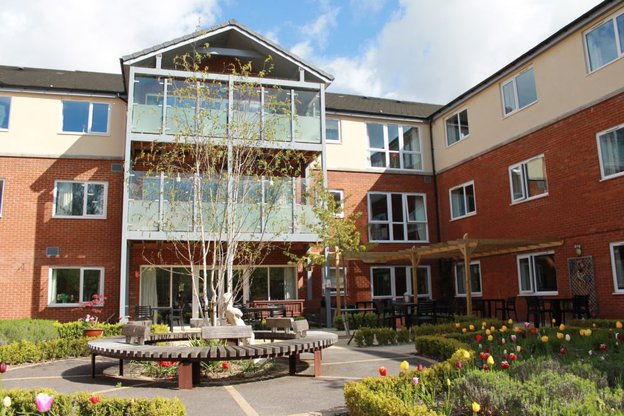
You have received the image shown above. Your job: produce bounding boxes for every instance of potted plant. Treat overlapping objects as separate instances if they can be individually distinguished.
[75,294,107,337]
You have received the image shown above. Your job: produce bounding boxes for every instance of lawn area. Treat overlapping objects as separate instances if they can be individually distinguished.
[345,318,624,415]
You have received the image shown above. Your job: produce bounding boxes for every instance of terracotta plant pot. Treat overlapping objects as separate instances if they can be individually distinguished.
[83,328,104,338]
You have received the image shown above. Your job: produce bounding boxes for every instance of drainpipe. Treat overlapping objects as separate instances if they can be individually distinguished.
[428,122,444,298]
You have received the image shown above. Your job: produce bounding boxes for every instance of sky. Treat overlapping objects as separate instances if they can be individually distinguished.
[0,0,604,104]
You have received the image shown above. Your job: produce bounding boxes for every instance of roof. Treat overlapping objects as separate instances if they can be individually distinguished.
[326,92,442,120]
[122,19,334,83]
[0,65,124,95]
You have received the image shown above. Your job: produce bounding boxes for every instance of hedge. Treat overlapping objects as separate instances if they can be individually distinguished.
[333,312,380,331]
[415,336,470,361]
[353,327,412,346]
[0,338,90,365]
[0,388,186,415]
[0,319,59,344]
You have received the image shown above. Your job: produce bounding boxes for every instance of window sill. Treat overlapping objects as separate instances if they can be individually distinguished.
[58,131,111,137]
[0,128,8,132]
[612,292,624,295]
[600,171,624,182]
[502,100,538,119]
[53,215,107,220]
[367,167,424,174]
[454,294,483,298]
[586,54,624,75]
[47,303,81,308]
[450,212,477,222]
[445,135,470,149]
[369,240,429,244]
[325,140,341,144]
[518,292,559,297]
[510,192,548,206]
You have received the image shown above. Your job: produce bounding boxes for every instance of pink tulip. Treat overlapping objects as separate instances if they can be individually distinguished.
[417,363,424,372]
[35,393,54,413]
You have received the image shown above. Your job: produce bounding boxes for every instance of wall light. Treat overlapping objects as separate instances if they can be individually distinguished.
[574,244,582,257]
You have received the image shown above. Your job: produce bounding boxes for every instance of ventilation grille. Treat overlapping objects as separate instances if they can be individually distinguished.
[111,163,123,173]
[424,176,433,184]
[46,247,60,257]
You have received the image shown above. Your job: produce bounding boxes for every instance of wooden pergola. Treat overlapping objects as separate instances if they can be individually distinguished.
[344,234,564,315]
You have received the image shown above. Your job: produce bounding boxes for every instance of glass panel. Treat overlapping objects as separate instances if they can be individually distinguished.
[172,267,193,309]
[52,269,80,304]
[388,125,400,150]
[510,165,525,201]
[327,267,347,291]
[534,254,557,292]
[470,264,482,293]
[403,127,420,151]
[502,81,516,114]
[82,269,101,302]
[370,224,390,241]
[86,184,105,216]
[406,195,426,221]
[391,194,404,222]
[132,76,164,133]
[586,20,618,71]
[402,153,421,170]
[614,245,624,290]
[518,258,532,292]
[91,103,109,133]
[370,151,386,168]
[155,268,171,307]
[618,14,624,54]
[0,97,11,129]
[392,224,405,241]
[166,79,196,135]
[55,182,84,216]
[446,114,460,145]
[599,128,624,177]
[395,267,407,298]
[294,90,320,143]
[451,187,466,218]
[372,268,392,297]
[367,123,384,149]
[455,264,466,295]
[417,268,429,296]
[369,193,388,220]
[459,109,469,137]
[389,151,401,168]
[516,68,537,109]
[407,223,426,241]
[200,82,228,137]
[62,101,89,133]
[265,87,292,142]
[466,184,476,213]
[269,268,286,300]
[525,157,547,197]
[250,268,268,300]
[232,85,261,138]
[326,119,340,141]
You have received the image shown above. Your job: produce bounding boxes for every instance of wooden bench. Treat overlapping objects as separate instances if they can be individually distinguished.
[201,325,253,345]
[255,318,309,340]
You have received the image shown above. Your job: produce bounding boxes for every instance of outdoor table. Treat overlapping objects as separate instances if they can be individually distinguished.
[150,306,173,327]
[544,297,574,324]
[392,301,418,328]
[479,298,505,319]
[339,307,377,344]
[246,304,285,320]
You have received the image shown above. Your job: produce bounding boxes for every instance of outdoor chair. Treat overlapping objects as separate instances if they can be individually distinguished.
[415,300,436,326]
[495,297,518,321]
[471,299,485,317]
[374,299,396,329]
[134,305,152,322]
[526,297,552,327]
[572,295,590,319]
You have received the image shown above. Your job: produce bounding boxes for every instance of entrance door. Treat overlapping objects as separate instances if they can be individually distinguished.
[140,266,193,325]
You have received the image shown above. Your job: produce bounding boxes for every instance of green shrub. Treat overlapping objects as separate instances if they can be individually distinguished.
[333,313,379,331]
[0,388,186,415]
[0,319,59,343]
[54,322,123,340]
[374,328,397,346]
[569,319,622,329]
[451,369,523,415]
[397,327,411,343]
[415,336,469,360]
[0,338,90,365]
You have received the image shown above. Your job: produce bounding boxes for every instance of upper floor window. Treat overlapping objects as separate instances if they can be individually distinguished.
[455,261,482,297]
[326,119,341,143]
[329,189,344,218]
[371,266,431,299]
[517,252,557,295]
[597,124,624,180]
[367,123,422,170]
[0,179,4,217]
[367,192,428,242]
[449,181,476,220]
[54,181,107,218]
[585,11,624,72]
[326,266,347,295]
[610,242,624,293]
[0,97,10,130]
[62,101,110,134]
[509,155,548,203]
[49,267,104,306]
[501,67,537,116]
[445,109,469,146]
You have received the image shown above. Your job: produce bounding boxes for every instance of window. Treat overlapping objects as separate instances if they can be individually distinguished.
[585,11,624,72]
[0,179,4,217]
[501,67,537,115]
[368,192,428,242]
[54,181,107,218]
[367,123,422,170]
[62,101,110,134]
[49,267,104,306]
[611,242,624,293]
[325,266,347,295]
[517,252,557,295]
[249,266,297,301]
[0,96,10,130]
[445,109,469,146]
[449,181,476,219]
[329,189,344,218]
[509,155,548,203]
[371,266,431,299]
[597,124,624,179]
[326,118,341,142]
[455,262,482,297]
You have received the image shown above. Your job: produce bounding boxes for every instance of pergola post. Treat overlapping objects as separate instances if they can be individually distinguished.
[334,247,342,315]
[410,247,421,305]
[458,234,477,316]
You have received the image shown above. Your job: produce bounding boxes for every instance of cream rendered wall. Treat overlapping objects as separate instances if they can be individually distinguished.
[0,92,126,159]
[432,4,624,172]
[326,115,433,174]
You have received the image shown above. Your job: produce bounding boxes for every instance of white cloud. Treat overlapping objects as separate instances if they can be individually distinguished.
[300,8,340,51]
[0,0,219,73]
[291,41,314,60]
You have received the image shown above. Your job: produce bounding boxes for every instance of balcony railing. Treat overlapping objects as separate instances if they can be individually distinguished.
[127,171,318,236]
[130,76,322,144]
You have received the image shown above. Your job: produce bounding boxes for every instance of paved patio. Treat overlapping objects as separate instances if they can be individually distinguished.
[0,333,434,416]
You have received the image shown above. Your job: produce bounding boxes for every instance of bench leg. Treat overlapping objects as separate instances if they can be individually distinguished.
[119,359,124,376]
[91,354,96,378]
[192,361,201,386]
[289,354,299,375]
[314,350,322,377]
[178,362,194,390]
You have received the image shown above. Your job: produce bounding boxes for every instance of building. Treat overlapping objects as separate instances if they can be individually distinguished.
[0,0,622,323]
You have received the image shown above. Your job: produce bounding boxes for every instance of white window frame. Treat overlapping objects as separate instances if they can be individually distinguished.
[0,178,4,218]
[454,261,482,297]
[596,123,624,181]
[53,180,108,219]
[516,251,558,296]
[449,180,476,220]
[325,118,341,143]
[584,10,624,73]
[325,266,347,295]
[370,265,431,299]
[60,100,111,135]
[366,123,422,171]
[508,154,548,204]
[500,67,537,117]
[329,189,344,218]
[48,267,105,307]
[444,108,470,147]
[367,192,428,243]
[0,96,11,131]
[610,242,624,294]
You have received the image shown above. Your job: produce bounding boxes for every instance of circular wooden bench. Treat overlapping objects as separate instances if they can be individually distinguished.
[88,330,337,389]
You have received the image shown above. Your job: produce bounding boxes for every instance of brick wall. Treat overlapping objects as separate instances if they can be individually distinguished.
[0,156,123,321]
[436,92,624,318]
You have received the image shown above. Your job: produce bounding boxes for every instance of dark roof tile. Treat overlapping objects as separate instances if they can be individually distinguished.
[326,92,441,119]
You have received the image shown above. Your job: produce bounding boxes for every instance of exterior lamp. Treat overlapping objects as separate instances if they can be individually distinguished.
[574,244,582,256]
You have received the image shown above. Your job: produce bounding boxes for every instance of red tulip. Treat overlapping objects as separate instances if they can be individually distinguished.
[379,366,387,376]
[0,362,6,373]
[89,394,100,405]
[530,327,537,335]
[222,361,230,370]
[482,364,489,371]
[479,352,488,360]
[456,361,462,370]
[599,344,608,351]
[475,334,483,343]
[509,353,517,361]
[485,347,491,353]
[559,347,567,355]
[502,353,508,360]
[501,361,510,369]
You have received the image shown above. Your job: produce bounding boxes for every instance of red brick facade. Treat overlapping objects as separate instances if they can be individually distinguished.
[0,156,123,321]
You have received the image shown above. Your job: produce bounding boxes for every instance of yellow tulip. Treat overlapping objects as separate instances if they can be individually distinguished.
[463,350,471,359]
[486,355,494,366]
[462,328,467,333]
[490,326,496,332]
[586,329,592,336]
[616,321,622,329]
[556,332,564,340]
[508,318,513,325]
[446,378,451,387]
[579,329,586,336]
[400,360,409,372]
[541,335,549,343]
[455,322,461,329]
[469,324,475,331]
[501,325,508,332]
[487,335,493,342]
[472,402,481,413]
[482,322,486,327]
[485,329,491,335]
[559,323,566,331]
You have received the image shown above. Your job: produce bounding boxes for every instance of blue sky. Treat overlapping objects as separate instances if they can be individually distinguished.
[0,0,604,103]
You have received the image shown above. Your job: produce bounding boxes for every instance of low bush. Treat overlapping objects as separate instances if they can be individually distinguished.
[0,338,91,365]
[333,312,379,330]
[54,322,122,340]
[0,319,59,344]
[0,388,186,415]
[415,336,469,360]
[353,327,413,347]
